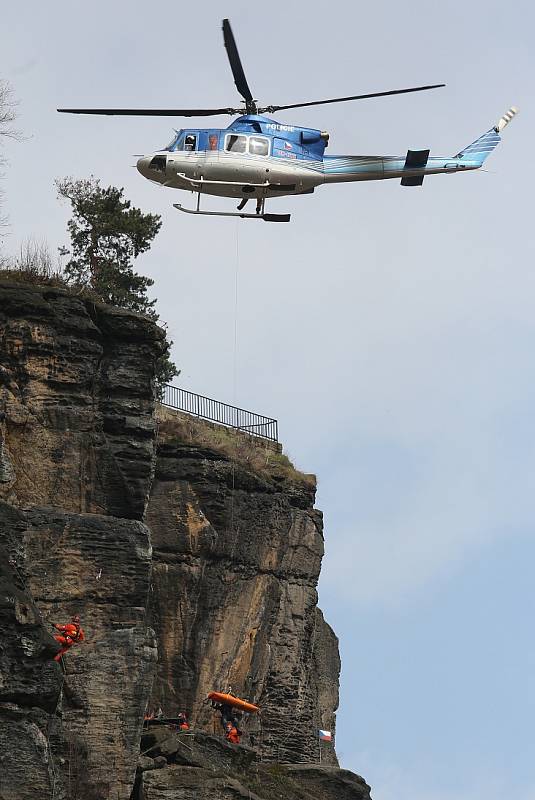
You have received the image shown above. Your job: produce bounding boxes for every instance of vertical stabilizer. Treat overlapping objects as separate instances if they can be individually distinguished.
[456,107,518,165]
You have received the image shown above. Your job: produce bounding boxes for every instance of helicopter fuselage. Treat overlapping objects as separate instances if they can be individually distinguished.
[136,114,480,201]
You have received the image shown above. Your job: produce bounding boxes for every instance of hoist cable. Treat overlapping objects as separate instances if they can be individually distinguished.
[229,221,240,538]
[233,218,239,407]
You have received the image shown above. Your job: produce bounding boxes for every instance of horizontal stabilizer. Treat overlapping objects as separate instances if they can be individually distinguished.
[401,175,425,186]
[404,149,430,169]
[401,149,429,186]
[263,213,291,223]
[268,183,296,192]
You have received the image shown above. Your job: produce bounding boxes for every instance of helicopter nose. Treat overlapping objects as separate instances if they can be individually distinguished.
[136,156,151,177]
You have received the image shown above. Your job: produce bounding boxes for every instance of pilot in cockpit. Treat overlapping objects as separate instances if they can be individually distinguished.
[184,134,197,151]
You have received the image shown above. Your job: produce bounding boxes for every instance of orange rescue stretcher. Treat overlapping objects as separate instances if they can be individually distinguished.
[207,692,260,714]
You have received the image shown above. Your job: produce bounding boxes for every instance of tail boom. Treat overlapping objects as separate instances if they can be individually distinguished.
[322,106,517,186]
[322,153,478,184]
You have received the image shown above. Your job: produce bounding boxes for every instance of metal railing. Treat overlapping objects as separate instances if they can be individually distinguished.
[161,385,278,443]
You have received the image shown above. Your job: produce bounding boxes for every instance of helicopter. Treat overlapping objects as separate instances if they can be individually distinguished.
[58,19,517,224]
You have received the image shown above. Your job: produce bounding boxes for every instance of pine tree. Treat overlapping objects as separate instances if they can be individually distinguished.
[57,176,179,390]
[56,176,162,311]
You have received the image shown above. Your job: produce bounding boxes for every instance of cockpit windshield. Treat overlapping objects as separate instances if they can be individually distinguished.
[162,130,184,151]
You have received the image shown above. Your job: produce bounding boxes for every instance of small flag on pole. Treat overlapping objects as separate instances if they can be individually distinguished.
[318,730,332,742]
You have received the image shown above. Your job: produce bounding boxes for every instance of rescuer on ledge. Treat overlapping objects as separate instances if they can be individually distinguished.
[52,614,85,661]
[214,703,242,744]
[177,712,190,730]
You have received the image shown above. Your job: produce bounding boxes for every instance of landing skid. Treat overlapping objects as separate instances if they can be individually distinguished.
[173,204,290,223]
[173,187,290,223]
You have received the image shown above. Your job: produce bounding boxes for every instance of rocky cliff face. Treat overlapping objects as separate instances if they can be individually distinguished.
[146,412,340,765]
[0,281,162,800]
[0,279,367,800]
[0,281,161,518]
[0,510,62,800]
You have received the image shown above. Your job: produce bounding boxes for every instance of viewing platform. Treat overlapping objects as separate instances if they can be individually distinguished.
[161,385,279,444]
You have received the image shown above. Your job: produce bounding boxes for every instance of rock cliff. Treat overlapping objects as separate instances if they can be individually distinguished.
[0,279,369,800]
[0,281,162,800]
[134,726,371,800]
[146,410,340,765]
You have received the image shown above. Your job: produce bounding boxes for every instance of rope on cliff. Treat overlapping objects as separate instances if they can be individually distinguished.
[46,685,64,800]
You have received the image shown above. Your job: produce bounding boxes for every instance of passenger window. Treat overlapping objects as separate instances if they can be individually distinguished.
[184,134,197,151]
[249,136,269,156]
[225,134,247,153]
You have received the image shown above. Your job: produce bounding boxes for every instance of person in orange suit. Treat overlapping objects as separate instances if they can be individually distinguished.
[177,712,190,731]
[225,721,241,744]
[213,702,242,744]
[52,614,85,661]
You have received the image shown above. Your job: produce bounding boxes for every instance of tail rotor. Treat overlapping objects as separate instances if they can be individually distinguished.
[494,106,518,133]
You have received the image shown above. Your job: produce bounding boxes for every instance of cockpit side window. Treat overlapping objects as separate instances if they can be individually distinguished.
[184,134,197,151]
[174,134,185,151]
[225,134,247,154]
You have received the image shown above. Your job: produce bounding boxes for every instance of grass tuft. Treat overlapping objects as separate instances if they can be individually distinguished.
[157,406,315,489]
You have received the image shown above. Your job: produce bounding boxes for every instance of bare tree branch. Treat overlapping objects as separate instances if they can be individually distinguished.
[0,80,21,142]
[0,79,21,242]
[0,236,65,284]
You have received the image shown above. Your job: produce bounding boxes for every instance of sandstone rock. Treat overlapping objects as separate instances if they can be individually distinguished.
[0,532,62,800]
[0,280,165,799]
[0,705,59,800]
[139,755,159,771]
[312,608,341,746]
[146,428,340,765]
[0,280,370,800]
[140,727,257,772]
[0,281,164,519]
[285,764,372,800]
[138,755,372,800]
[0,502,157,800]
[140,766,264,800]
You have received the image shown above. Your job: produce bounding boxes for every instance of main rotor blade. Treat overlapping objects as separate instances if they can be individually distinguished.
[222,19,254,104]
[260,83,446,113]
[57,107,240,117]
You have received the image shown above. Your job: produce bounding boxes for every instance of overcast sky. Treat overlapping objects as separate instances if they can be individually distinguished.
[2,2,534,798]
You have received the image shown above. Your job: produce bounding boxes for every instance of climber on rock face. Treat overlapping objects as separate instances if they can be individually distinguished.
[52,614,85,661]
